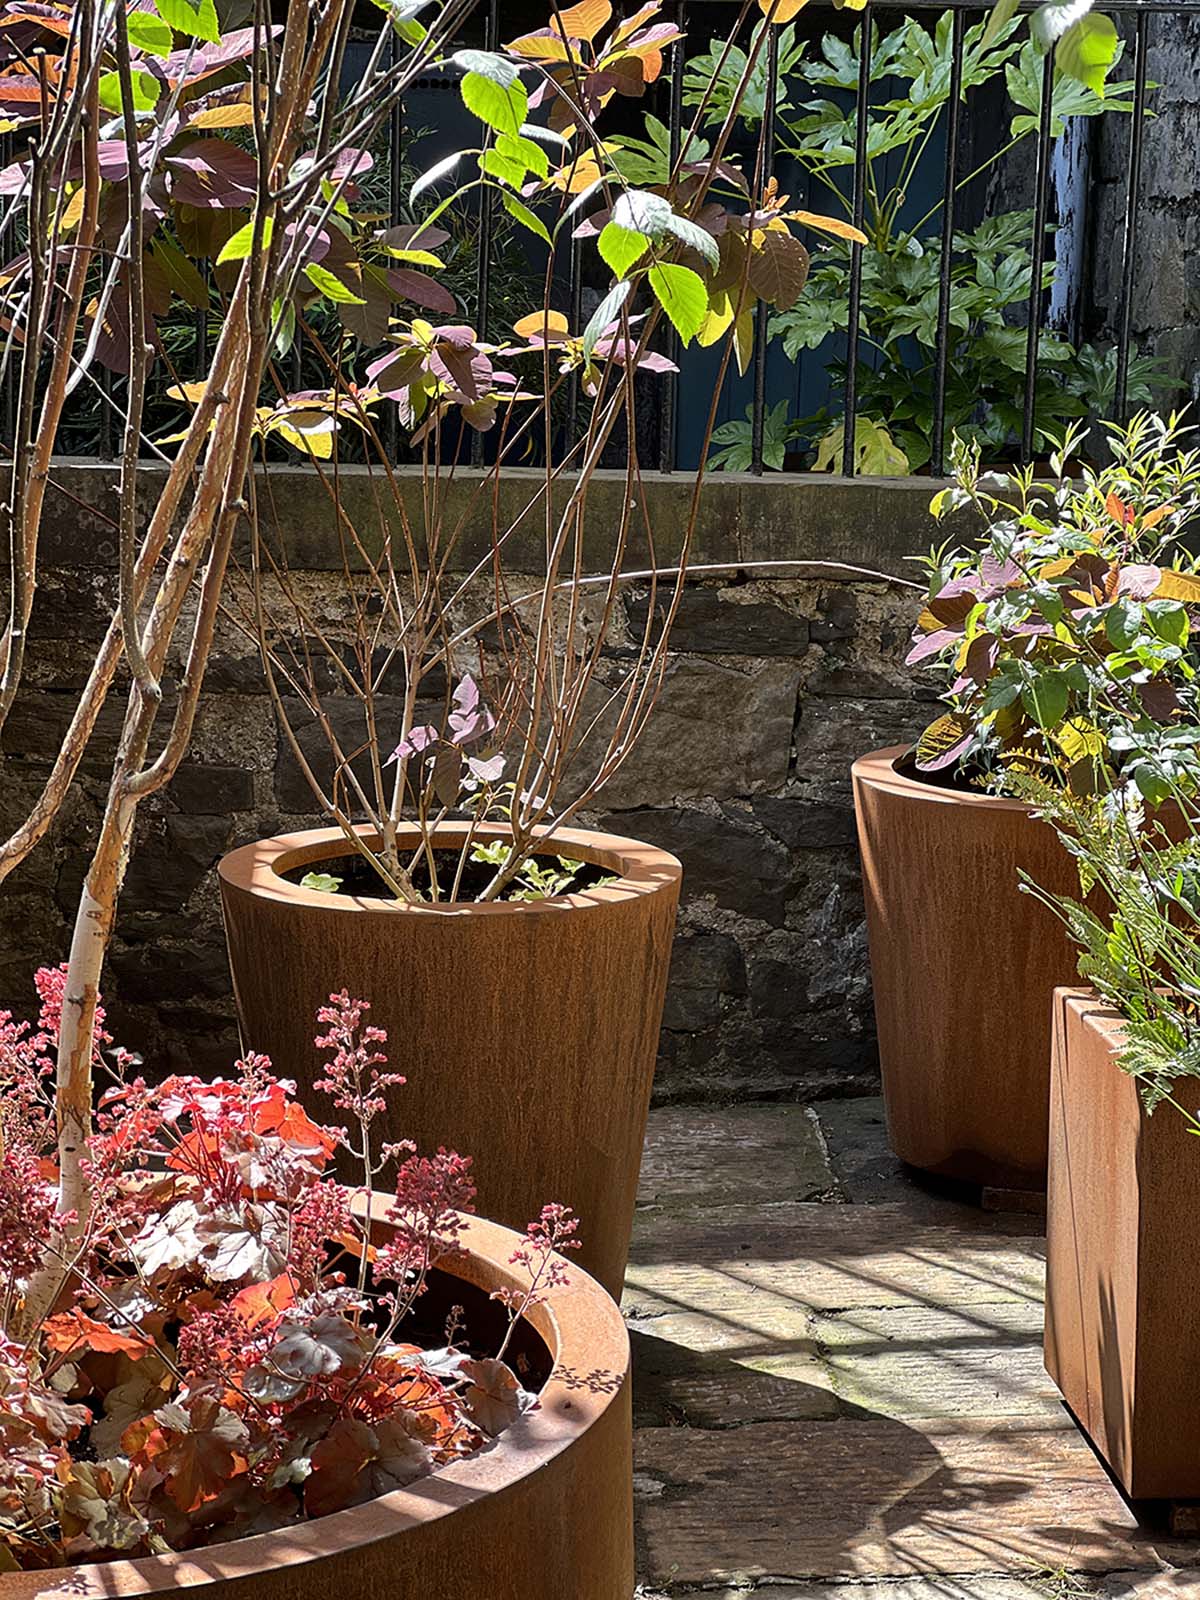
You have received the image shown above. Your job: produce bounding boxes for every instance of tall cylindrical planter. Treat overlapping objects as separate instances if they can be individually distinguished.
[0,1208,633,1600]
[218,822,681,1296]
[851,745,1086,1190]
[1045,989,1200,1500]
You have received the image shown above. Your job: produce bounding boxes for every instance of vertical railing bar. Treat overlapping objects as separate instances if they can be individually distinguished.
[930,6,965,479]
[1020,48,1054,466]
[842,4,871,478]
[1115,8,1148,422]
[658,0,686,473]
[470,0,499,468]
[386,43,404,461]
[0,131,14,448]
[749,20,779,476]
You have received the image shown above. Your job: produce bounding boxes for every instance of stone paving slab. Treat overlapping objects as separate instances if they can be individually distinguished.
[633,1419,1192,1586]
[636,1104,838,1210]
[625,1201,1046,1324]
[629,1103,1200,1596]
[814,1300,1064,1424]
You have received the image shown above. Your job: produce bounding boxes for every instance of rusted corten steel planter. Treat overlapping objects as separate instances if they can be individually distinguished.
[1045,990,1200,1500]
[851,745,1085,1190]
[218,822,681,1297]
[0,1208,633,1600]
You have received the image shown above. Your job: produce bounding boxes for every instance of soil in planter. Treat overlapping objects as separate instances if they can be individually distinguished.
[282,849,616,903]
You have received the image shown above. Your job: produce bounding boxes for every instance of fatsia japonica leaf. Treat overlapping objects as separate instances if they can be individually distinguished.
[647,262,706,343]
[598,221,648,277]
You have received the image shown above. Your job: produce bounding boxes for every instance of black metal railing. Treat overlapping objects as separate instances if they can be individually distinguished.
[3,0,1197,477]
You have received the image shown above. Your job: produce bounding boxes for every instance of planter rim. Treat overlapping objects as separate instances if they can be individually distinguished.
[852,744,1036,815]
[1,1206,627,1600]
[218,822,681,916]
[1055,985,1128,1046]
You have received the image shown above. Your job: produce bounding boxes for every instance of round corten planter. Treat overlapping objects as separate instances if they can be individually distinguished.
[0,1208,632,1600]
[851,745,1086,1191]
[218,822,682,1296]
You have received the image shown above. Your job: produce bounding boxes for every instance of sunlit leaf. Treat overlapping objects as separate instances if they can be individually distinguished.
[98,69,160,115]
[582,278,631,359]
[514,308,570,339]
[550,0,612,41]
[461,70,528,136]
[215,215,273,263]
[757,0,809,20]
[648,262,706,343]
[598,221,648,278]
[916,711,975,772]
[664,212,719,270]
[305,261,367,304]
[410,150,462,202]
[502,192,551,244]
[1055,11,1119,95]
[154,0,221,44]
[126,10,173,55]
[785,209,867,245]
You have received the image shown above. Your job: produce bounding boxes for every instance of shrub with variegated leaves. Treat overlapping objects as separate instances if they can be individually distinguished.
[908,414,1200,802]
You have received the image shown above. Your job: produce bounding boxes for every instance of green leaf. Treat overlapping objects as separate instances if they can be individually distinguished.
[598,222,648,278]
[300,871,343,894]
[612,189,672,237]
[410,151,462,203]
[1055,12,1118,94]
[452,48,519,87]
[1105,598,1141,650]
[981,0,1021,49]
[150,236,210,309]
[647,263,707,344]
[98,69,160,115]
[582,279,632,360]
[1147,599,1189,648]
[664,213,720,270]
[126,10,173,55]
[461,71,528,137]
[154,0,221,44]
[304,261,366,304]
[216,215,273,264]
[501,192,551,245]
[496,131,548,180]
[480,148,527,188]
[1022,669,1070,730]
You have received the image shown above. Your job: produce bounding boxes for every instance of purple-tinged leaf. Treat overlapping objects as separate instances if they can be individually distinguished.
[386,724,439,764]
[466,754,506,784]
[904,628,958,666]
[1117,564,1162,600]
[448,675,496,747]
[167,137,258,208]
[387,268,456,314]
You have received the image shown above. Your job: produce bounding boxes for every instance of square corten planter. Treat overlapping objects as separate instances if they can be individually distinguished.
[1045,989,1200,1500]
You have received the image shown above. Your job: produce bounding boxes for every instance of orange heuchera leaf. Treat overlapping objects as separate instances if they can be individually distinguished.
[144,1400,250,1514]
[785,209,868,246]
[1106,490,1135,527]
[43,1310,151,1362]
[551,0,613,40]
[229,1272,297,1329]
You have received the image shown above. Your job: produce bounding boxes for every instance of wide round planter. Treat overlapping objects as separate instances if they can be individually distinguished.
[218,822,682,1297]
[1045,990,1200,1500]
[851,745,1086,1191]
[0,1207,632,1600]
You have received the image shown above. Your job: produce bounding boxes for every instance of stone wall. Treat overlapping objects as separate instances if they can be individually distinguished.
[0,464,954,1102]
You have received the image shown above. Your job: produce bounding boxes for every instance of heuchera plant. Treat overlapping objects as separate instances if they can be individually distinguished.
[907,414,1200,801]
[0,975,577,1569]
